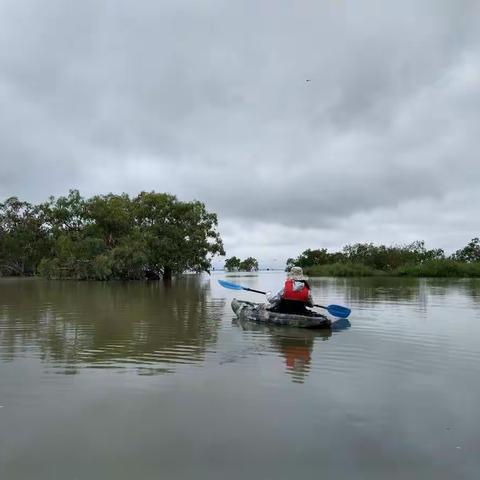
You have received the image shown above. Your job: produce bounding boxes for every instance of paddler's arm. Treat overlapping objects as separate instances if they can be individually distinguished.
[266,288,284,307]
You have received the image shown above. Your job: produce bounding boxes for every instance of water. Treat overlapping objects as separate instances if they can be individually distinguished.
[1,272,479,479]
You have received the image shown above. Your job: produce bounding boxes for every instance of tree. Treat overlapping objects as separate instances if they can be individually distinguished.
[0,197,51,276]
[292,248,331,268]
[239,257,259,271]
[286,258,295,270]
[20,190,225,281]
[133,192,225,280]
[37,190,104,279]
[85,193,134,248]
[39,189,86,234]
[286,240,447,272]
[224,256,241,271]
[287,248,343,270]
[452,237,480,263]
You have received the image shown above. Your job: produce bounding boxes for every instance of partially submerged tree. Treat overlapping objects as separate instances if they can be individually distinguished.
[134,192,224,280]
[7,190,224,280]
[224,256,241,271]
[239,257,259,272]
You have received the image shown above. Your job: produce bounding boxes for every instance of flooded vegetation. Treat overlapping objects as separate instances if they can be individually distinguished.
[290,240,480,277]
[1,272,480,478]
[0,191,224,281]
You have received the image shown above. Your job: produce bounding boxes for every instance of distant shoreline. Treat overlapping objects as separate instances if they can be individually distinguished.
[304,260,480,278]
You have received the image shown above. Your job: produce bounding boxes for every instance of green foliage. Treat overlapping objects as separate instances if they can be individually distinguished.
[133,192,224,279]
[305,262,385,277]
[40,190,86,233]
[340,240,444,270]
[90,254,114,281]
[225,256,258,272]
[1,191,224,280]
[239,257,259,271]
[291,239,480,278]
[451,237,480,263]
[85,193,133,247]
[289,248,335,268]
[395,259,480,277]
[110,237,148,280]
[0,197,51,276]
[37,258,59,279]
[224,256,241,271]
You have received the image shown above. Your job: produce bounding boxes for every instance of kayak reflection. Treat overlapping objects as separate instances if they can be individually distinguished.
[233,318,350,383]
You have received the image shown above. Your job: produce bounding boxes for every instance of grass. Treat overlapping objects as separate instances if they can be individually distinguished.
[395,259,480,277]
[304,260,480,278]
[304,262,386,277]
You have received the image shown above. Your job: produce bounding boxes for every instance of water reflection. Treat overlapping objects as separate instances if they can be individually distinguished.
[2,273,480,479]
[328,277,429,304]
[306,277,480,319]
[0,277,224,374]
[318,276,480,304]
[233,318,350,383]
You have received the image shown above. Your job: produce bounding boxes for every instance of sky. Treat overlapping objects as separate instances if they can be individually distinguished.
[0,0,479,268]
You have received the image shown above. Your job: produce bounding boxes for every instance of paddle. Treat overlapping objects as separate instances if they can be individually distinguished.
[218,279,351,318]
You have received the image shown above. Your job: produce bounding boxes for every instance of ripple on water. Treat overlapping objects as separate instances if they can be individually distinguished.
[1,276,480,381]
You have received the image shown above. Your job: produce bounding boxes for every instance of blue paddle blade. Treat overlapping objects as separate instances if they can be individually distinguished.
[218,279,243,291]
[326,304,351,318]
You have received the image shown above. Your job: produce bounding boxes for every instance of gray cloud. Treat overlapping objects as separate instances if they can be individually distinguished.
[1,0,479,265]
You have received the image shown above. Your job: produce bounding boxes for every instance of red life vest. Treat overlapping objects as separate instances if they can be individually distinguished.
[282,279,310,303]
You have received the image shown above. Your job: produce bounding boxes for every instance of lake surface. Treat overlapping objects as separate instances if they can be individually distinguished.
[1,272,479,479]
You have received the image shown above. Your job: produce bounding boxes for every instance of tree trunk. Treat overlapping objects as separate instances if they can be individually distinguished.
[162,266,172,281]
[145,269,161,280]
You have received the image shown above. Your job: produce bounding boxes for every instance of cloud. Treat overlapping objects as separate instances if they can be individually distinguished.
[1,0,479,264]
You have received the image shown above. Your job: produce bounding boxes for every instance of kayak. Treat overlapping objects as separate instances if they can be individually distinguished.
[231,298,332,329]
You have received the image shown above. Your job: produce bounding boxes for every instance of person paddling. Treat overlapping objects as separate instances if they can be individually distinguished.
[266,266,314,315]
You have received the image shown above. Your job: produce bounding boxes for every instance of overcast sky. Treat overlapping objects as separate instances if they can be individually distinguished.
[1,0,479,267]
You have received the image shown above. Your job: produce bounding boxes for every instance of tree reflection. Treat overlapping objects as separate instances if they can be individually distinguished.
[0,276,224,374]
[334,277,480,309]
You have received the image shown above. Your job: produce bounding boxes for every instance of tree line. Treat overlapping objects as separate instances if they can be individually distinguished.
[287,239,480,277]
[224,256,259,272]
[0,190,224,280]
[3,189,480,280]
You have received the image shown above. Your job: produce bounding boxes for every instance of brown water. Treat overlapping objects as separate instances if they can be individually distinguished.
[1,272,479,479]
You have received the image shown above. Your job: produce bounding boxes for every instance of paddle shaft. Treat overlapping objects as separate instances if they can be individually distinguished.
[242,287,267,295]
